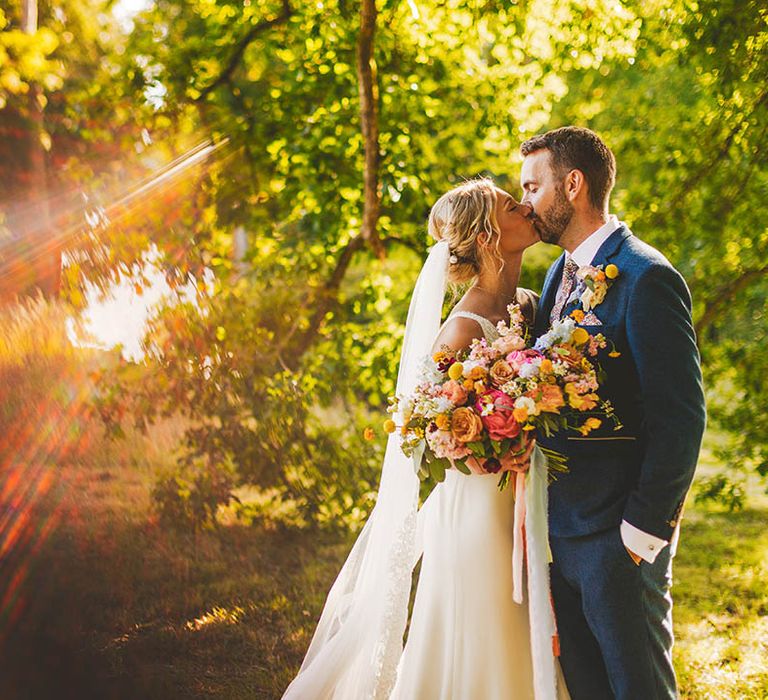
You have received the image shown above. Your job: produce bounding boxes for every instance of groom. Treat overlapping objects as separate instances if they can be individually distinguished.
[520,127,706,699]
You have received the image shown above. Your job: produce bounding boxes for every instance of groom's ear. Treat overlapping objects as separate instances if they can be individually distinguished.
[564,168,587,203]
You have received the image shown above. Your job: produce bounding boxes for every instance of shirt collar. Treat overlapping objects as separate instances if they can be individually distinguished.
[567,215,621,268]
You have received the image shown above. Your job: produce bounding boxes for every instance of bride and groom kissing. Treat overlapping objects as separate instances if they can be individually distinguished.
[283,126,707,699]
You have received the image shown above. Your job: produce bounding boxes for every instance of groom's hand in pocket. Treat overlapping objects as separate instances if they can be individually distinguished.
[625,546,642,566]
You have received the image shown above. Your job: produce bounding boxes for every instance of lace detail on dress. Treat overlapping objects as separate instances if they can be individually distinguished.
[370,506,418,699]
[443,310,500,343]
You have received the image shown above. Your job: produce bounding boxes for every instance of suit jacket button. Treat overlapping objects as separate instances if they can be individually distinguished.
[669,520,677,527]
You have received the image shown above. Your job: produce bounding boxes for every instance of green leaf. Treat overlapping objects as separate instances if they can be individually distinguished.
[467,441,485,457]
[454,459,471,475]
[429,458,446,483]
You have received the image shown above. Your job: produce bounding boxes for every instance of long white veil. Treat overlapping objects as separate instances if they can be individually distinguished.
[282,240,450,700]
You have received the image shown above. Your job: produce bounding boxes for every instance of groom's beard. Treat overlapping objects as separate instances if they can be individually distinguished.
[533,187,574,245]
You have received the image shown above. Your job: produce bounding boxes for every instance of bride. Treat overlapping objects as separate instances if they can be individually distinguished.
[283,178,570,700]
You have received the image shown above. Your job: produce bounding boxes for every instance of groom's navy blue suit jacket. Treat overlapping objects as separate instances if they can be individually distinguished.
[534,225,706,541]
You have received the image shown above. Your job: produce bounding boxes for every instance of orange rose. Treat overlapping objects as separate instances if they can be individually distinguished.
[490,360,515,387]
[450,407,484,443]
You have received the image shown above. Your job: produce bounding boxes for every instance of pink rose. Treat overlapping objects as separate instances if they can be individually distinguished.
[475,390,522,441]
[441,379,469,406]
[505,349,542,372]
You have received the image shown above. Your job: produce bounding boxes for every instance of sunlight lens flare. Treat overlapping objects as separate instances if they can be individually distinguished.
[0,137,230,299]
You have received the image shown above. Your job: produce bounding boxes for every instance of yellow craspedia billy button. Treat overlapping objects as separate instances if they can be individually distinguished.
[383,419,397,434]
[605,264,619,279]
[572,327,590,345]
[448,362,464,381]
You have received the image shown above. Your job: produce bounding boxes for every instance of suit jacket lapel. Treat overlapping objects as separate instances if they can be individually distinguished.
[560,225,633,319]
[589,224,632,269]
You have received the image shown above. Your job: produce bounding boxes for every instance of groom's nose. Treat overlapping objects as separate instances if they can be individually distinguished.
[518,202,534,219]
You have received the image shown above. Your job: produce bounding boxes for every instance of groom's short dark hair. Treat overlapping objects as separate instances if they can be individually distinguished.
[520,127,616,212]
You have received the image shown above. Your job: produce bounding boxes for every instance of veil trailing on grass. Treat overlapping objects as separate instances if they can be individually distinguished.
[282,241,450,700]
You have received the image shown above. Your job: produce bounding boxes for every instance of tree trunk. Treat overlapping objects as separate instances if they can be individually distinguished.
[356,0,385,259]
[21,0,59,299]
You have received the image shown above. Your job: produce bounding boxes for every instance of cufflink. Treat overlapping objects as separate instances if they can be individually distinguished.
[648,544,655,551]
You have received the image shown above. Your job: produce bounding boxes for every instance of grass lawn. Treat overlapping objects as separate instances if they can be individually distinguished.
[1,423,766,699]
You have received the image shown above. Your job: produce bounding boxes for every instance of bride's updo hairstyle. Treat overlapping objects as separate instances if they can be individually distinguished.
[427,177,505,285]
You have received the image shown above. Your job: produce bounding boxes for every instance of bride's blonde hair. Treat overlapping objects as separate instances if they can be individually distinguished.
[428,177,506,286]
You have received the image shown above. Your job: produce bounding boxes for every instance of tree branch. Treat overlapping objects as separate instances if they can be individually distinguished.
[285,235,367,366]
[285,234,427,367]
[695,263,768,339]
[195,0,292,103]
[356,0,385,259]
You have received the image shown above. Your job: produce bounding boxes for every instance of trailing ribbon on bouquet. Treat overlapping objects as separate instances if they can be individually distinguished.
[523,444,560,700]
[512,469,527,605]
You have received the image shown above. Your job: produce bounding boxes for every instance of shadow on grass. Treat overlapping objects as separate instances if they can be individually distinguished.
[0,505,351,699]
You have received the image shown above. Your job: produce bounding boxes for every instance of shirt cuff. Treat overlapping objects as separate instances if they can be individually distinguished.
[620,520,668,564]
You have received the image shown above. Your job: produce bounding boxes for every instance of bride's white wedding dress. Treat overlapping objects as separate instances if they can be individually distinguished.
[391,308,570,700]
[283,245,569,700]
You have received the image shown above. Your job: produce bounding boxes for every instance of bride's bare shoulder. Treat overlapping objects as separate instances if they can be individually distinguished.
[430,315,484,356]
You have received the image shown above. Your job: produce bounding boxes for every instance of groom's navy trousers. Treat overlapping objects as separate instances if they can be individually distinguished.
[534,226,706,699]
[550,528,675,700]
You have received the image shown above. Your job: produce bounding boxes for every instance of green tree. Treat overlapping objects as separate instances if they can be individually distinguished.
[88,0,644,524]
[551,0,768,499]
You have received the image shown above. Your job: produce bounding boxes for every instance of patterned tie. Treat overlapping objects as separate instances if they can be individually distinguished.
[549,257,580,324]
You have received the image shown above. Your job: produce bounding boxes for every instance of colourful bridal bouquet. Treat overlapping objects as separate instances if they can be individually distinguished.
[384,303,620,489]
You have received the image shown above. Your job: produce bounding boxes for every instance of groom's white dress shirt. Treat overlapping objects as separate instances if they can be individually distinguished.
[557,215,670,564]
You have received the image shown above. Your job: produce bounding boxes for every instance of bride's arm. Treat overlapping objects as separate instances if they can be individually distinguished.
[429,315,485,357]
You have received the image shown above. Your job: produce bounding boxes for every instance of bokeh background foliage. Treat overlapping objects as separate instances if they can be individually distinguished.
[1,0,767,697]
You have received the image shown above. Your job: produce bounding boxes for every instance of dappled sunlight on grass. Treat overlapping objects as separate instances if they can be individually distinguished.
[185,604,247,632]
[674,507,768,699]
[219,485,309,530]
